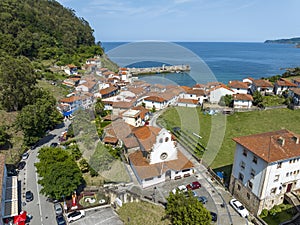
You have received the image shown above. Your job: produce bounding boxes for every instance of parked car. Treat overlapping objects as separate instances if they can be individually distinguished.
[7,169,18,176]
[22,152,29,160]
[50,142,58,148]
[67,210,85,223]
[230,198,249,218]
[54,202,63,216]
[197,196,208,204]
[25,191,33,202]
[17,161,26,170]
[186,181,201,190]
[184,190,198,198]
[172,185,188,194]
[56,214,67,225]
[210,211,218,222]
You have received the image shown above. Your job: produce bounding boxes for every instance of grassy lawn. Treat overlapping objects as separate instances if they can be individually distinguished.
[263,95,286,106]
[260,204,295,225]
[37,79,69,101]
[158,107,300,176]
[117,201,171,225]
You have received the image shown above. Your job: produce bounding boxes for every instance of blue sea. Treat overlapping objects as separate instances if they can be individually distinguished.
[102,42,300,86]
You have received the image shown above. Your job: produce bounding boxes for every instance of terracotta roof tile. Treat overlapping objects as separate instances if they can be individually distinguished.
[178,99,198,104]
[228,80,249,89]
[60,95,80,103]
[144,96,166,103]
[233,94,253,101]
[233,129,300,163]
[123,137,139,149]
[276,78,297,87]
[253,79,273,88]
[290,88,300,96]
[132,126,161,152]
[103,136,118,144]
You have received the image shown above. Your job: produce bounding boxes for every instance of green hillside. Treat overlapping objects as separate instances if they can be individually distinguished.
[0,0,103,63]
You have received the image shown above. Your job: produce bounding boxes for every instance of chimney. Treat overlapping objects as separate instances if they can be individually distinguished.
[277,137,285,146]
[292,136,299,144]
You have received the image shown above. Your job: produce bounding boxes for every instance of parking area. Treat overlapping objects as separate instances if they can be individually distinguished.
[138,170,249,225]
[70,206,123,225]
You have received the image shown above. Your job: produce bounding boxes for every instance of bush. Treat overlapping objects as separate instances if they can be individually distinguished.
[260,209,268,218]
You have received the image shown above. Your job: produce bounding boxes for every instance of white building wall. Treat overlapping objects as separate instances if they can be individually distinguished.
[232,144,268,197]
[209,88,234,103]
[233,100,252,108]
[123,116,142,127]
[262,158,300,198]
[177,102,197,108]
[144,100,166,110]
[231,88,248,94]
[150,129,177,164]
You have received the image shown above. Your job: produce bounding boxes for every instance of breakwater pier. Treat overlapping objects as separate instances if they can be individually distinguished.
[127,64,190,76]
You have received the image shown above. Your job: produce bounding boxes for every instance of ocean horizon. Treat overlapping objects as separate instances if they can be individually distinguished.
[102,42,300,86]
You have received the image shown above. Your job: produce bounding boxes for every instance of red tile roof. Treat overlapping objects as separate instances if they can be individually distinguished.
[144,96,166,103]
[228,80,249,89]
[276,78,297,87]
[178,99,198,104]
[233,129,300,163]
[233,94,253,101]
[253,79,273,88]
[123,137,139,149]
[132,126,161,152]
[129,150,194,179]
[60,96,80,103]
[100,85,119,95]
[290,88,300,96]
[103,136,118,144]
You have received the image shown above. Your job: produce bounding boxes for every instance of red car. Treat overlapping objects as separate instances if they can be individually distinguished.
[186,181,201,190]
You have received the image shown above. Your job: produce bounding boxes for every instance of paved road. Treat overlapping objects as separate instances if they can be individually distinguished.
[20,120,70,225]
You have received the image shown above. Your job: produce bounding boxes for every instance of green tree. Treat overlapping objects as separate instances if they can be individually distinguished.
[67,144,82,160]
[94,98,106,117]
[253,91,263,106]
[35,147,83,200]
[79,158,89,173]
[166,191,211,225]
[0,126,9,147]
[0,55,37,111]
[219,95,233,107]
[15,89,63,145]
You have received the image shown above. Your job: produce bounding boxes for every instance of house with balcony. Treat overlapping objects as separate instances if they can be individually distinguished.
[229,129,300,215]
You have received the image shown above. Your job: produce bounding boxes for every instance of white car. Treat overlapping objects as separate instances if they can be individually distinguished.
[172,185,188,194]
[230,198,249,218]
[67,210,85,223]
[22,152,29,160]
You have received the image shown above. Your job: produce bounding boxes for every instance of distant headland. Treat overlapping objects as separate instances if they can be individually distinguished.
[265,37,300,48]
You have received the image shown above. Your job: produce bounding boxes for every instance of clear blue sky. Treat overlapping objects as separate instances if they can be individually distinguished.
[56,0,300,42]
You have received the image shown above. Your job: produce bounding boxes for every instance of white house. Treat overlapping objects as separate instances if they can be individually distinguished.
[229,129,300,215]
[181,89,207,105]
[143,95,168,110]
[129,126,194,188]
[274,78,297,95]
[122,109,142,127]
[233,94,253,108]
[208,84,235,104]
[251,79,274,96]
[64,64,78,75]
[177,98,199,108]
[228,80,249,94]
